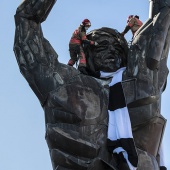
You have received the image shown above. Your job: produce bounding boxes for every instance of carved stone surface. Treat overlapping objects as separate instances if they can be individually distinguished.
[14,0,170,169]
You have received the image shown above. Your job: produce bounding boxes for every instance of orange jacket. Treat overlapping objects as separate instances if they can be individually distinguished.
[70,25,94,45]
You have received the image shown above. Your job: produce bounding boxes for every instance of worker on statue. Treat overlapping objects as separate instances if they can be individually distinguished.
[121,15,143,38]
[67,19,98,75]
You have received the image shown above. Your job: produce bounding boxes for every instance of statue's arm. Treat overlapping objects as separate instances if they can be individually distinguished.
[14,0,79,105]
[146,4,170,70]
[14,0,58,104]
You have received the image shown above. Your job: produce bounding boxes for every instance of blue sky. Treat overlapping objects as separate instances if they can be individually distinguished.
[0,0,169,169]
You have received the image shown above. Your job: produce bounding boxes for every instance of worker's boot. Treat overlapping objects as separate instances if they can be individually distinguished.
[78,66,88,75]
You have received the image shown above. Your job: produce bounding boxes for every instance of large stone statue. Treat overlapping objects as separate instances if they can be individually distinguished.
[13,0,170,169]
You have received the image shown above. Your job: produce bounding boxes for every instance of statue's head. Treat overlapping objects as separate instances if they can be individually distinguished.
[84,27,129,73]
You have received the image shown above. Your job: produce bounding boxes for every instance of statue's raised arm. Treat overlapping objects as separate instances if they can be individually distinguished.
[122,1,170,169]
[14,0,170,170]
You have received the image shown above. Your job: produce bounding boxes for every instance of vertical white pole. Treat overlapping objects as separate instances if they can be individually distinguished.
[149,0,153,19]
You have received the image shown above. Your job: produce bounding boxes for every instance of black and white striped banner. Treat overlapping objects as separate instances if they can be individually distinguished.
[100,67,138,170]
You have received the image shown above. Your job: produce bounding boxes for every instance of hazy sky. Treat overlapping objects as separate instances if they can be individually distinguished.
[0,0,169,169]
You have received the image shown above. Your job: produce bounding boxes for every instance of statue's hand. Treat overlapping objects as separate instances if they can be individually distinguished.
[16,0,56,23]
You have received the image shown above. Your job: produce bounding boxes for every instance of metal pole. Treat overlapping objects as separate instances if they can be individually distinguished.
[149,0,153,19]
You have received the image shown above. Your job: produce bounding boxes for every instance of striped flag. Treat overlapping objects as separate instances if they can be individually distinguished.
[100,67,138,170]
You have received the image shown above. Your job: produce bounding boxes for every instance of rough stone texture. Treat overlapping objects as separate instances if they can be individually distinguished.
[14,0,170,169]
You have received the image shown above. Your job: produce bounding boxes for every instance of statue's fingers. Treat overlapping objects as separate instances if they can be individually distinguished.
[16,0,56,23]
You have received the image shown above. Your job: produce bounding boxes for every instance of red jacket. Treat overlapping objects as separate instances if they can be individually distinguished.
[70,25,94,45]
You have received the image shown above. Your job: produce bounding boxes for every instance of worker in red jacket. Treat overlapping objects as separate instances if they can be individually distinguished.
[121,15,143,37]
[67,19,98,74]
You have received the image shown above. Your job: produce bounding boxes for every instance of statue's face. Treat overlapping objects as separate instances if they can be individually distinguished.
[85,28,128,72]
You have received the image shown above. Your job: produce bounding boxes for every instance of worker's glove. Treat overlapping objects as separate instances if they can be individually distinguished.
[94,41,99,46]
[78,66,88,75]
